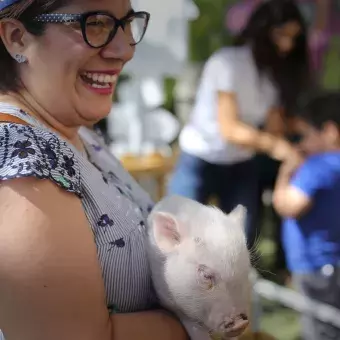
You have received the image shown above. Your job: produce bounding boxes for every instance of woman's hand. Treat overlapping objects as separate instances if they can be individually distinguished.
[265,107,286,137]
[279,148,305,176]
[111,310,189,340]
[270,139,298,162]
[217,92,296,160]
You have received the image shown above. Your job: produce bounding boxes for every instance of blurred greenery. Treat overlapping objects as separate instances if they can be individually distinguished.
[163,0,234,112]
[162,0,340,113]
[322,37,340,90]
[189,0,236,62]
[163,77,177,113]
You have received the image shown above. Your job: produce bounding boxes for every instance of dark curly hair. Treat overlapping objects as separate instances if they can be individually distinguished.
[234,0,312,116]
[0,0,70,93]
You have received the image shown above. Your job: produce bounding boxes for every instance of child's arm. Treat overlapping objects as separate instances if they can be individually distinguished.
[273,153,312,219]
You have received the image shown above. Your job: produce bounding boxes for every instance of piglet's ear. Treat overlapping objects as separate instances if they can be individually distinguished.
[229,204,247,230]
[151,212,181,253]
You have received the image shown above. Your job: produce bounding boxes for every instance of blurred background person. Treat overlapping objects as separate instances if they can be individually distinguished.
[226,0,327,281]
[273,92,340,340]
[167,0,311,251]
[226,0,334,76]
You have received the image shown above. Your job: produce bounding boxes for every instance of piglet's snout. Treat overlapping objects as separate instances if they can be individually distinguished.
[222,314,249,337]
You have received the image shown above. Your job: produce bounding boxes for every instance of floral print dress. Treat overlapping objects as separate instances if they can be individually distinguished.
[0,103,156,340]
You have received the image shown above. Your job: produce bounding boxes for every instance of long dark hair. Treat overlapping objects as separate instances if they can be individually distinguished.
[234,0,311,116]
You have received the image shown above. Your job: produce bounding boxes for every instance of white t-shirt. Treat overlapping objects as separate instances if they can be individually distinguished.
[179,45,278,164]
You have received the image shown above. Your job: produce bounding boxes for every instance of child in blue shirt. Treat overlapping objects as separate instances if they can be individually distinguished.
[273,92,340,340]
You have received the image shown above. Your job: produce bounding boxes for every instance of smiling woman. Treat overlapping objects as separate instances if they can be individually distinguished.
[0,1,187,340]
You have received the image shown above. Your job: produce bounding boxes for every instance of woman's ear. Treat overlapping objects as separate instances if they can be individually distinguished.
[0,18,30,61]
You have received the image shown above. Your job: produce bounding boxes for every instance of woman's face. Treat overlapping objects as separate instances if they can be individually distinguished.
[271,20,302,55]
[20,0,136,127]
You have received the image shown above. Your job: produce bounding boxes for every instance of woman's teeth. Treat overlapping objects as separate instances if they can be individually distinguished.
[81,72,118,89]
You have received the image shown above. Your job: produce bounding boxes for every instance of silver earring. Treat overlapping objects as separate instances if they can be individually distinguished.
[14,54,27,64]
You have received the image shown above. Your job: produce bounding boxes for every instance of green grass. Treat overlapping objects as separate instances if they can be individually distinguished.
[261,299,301,340]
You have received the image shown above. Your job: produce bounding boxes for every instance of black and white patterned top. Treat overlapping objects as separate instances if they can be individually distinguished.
[0,103,156,340]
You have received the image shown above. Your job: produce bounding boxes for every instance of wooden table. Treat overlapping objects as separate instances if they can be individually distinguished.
[120,152,178,200]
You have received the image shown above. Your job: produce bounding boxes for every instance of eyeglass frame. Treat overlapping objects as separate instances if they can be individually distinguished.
[33,10,151,48]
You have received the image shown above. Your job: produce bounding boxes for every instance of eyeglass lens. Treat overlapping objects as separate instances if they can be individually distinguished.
[85,13,148,47]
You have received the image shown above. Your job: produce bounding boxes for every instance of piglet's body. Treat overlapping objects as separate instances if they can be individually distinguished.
[147,195,251,339]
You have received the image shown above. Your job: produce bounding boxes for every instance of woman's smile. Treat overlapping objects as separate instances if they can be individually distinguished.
[79,69,120,95]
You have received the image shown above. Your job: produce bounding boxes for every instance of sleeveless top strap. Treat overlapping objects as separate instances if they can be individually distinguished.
[0,113,28,125]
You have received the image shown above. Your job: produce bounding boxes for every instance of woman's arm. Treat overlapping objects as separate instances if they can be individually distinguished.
[112,311,188,340]
[0,178,187,340]
[217,91,295,161]
[264,107,286,137]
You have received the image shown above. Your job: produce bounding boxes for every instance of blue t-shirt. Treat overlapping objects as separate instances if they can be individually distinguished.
[283,152,340,273]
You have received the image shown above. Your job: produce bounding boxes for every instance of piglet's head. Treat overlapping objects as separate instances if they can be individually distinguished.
[151,200,251,338]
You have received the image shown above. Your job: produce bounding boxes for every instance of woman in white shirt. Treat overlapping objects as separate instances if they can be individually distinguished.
[168,0,310,250]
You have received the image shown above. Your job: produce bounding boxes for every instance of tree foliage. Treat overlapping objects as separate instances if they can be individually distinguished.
[189,0,237,62]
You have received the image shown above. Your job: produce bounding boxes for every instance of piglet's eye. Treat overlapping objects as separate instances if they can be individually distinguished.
[198,265,215,288]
